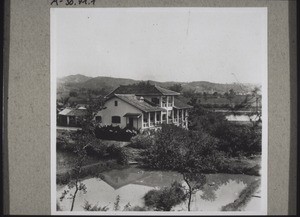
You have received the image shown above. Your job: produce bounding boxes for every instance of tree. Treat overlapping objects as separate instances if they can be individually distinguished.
[168,84,183,93]
[69,91,78,97]
[203,92,208,101]
[59,129,96,211]
[141,124,222,211]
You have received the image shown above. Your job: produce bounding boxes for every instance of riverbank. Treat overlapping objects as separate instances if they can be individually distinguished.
[221,178,261,211]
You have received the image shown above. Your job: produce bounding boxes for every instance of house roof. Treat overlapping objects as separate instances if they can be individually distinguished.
[105,84,180,98]
[67,109,88,117]
[110,94,166,113]
[58,107,88,116]
[174,98,193,109]
[58,108,73,115]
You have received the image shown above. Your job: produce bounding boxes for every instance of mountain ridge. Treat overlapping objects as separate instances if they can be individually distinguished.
[58,74,261,94]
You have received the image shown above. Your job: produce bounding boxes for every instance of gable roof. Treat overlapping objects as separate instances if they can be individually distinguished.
[105,84,180,98]
[58,107,88,116]
[174,98,193,109]
[108,94,166,113]
[67,109,88,117]
[58,108,73,115]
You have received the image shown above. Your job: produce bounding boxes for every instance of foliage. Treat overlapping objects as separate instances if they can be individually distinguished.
[69,91,78,97]
[95,125,137,141]
[168,83,183,93]
[143,181,187,211]
[141,124,222,174]
[106,145,129,165]
[140,124,223,211]
[188,104,262,157]
[221,179,261,211]
[128,133,154,149]
[113,195,121,211]
[82,200,109,211]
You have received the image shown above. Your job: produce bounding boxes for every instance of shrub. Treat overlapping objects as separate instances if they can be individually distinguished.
[143,181,187,211]
[95,125,137,141]
[106,145,129,165]
[129,134,153,149]
[84,142,109,158]
[82,200,109,211]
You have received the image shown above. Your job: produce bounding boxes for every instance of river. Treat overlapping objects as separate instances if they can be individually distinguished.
[56,165,260,212]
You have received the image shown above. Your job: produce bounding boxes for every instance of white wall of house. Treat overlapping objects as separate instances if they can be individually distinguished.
[98,97,143,129]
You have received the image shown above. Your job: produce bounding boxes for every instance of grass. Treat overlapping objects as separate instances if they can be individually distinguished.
[56,150,101,173]
[221,178,261,211]
[217,155,261,176]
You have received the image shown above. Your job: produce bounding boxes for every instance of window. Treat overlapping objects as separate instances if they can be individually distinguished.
[151,97,159,105]
[95,116,102,122]
[114,101,118,106]
[112,116,121,123]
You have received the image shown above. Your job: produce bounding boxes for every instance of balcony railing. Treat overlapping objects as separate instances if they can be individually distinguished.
[155,121,161,125]
[162,103,167,107]
[143,118,187,128]
[167,103,173,107]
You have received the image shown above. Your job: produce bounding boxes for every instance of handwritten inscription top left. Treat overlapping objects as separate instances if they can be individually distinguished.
[50,0,96,6]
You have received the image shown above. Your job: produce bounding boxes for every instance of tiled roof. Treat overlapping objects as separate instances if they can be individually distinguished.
[58,108,73,115]
[106,84,180,98]
[153,85,180,96]
[58,107,88,116]
[174,98,193,109]
[113,94,166,112]
[67,109,88,117]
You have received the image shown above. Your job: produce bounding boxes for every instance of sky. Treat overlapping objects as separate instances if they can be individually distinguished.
[51,8,267,84]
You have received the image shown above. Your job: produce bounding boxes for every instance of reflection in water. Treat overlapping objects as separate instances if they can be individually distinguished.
[57,166,260,212]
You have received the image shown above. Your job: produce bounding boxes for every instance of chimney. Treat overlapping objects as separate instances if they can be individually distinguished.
[139,96,144,102]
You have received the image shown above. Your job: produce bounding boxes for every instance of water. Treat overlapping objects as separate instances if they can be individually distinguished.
[57,166,260,212]
[225,114,260,122]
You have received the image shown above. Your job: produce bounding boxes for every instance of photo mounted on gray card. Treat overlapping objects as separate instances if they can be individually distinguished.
[51,7,267,215]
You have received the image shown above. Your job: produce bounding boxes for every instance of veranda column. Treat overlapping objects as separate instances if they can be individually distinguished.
[166,96,169,107]
[66,116,70,125]
[177,109,179,125]
[166,110,169,124]
[141,113,144,129]
[148,112,151,127]
[181,109,184,127]
[154,111,157,125]
[185,110,188,128]
[172,109,174,123]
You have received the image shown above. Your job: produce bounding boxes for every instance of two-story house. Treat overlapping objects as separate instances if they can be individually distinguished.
[96,84,193,131]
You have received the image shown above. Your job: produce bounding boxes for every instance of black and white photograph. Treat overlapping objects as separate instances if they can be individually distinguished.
[51,7,267,215]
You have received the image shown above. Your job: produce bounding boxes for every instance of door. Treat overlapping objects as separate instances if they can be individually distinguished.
[128,117,134,128]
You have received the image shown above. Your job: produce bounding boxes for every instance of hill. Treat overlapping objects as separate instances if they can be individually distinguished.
[57,74,260,96]
[58,74,92,84]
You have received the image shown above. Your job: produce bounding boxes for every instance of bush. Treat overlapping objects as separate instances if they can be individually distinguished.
[84,142,109,158]
[95,125,137,141]
[106,145,129,165]
[143,181,187,211]
[128,134,153,149]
